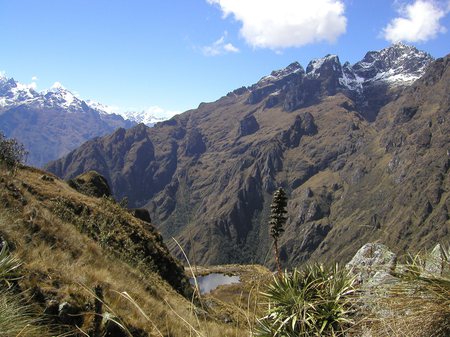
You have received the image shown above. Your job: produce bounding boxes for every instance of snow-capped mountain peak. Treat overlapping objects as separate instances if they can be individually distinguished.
[40,82,83,111]
[306,54,341,79]
[352,43,433,86]
[85,100,169,126]
[0,76,39,108]
[256,61,304,87]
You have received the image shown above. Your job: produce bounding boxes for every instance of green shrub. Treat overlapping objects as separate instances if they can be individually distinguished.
[255,263,356,337]
[0,132,27,171]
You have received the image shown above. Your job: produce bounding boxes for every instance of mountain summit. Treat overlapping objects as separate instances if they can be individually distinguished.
[0,77,136,167]
[47,45,448,267]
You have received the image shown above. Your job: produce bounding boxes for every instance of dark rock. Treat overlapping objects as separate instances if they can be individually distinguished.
[265,94,279,108]
[298,223,332,253]
[394,106,418,124]
[68,171,112,198]
[58,301,83,326]
[282,113,317,148]
[128,208,152,223]
[247,84,278,104]
[185,128,206,157]
[238,115,259,137]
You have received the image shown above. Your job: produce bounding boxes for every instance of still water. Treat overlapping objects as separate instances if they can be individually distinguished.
[190,273,240,294]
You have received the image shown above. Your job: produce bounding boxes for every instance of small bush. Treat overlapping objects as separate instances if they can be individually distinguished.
[255,263,356,337]
[0,132,27,171]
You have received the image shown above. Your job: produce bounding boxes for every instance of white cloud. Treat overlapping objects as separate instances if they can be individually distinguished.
[202,32,240,56]
[143,105,180,119]
[31,76,38,81]
[382,0,450,43]
[51,81,65,90]
[206,0,347,49]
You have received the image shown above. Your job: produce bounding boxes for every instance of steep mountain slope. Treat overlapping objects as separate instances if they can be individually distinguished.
[46,44,449,267]
[0,78,135,167]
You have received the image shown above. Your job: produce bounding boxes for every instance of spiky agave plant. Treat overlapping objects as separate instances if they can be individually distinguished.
[255,263,356,337]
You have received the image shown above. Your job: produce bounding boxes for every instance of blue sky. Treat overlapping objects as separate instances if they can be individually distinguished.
[0,0,449,117]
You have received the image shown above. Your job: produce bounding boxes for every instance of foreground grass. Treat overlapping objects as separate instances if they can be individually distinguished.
[0,167,256,336]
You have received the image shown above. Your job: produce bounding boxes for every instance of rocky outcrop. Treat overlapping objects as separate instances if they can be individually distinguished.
[238,115,259,137]
[68,171,112,198]
[346,243,397,285]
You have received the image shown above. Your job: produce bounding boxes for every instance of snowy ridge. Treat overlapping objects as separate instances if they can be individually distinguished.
[339,63,364,92]
[257,62,304,87]
[86,100,168,126]
[248,43,433,98]
[352,42,432,86]
[0,75,169,126]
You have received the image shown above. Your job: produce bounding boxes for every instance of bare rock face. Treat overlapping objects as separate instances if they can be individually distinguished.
[346,243,397,285]
[185,128,206,156]
[238,115,259,137]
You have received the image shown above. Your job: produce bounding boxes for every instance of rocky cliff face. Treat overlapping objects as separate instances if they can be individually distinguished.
[46,45,449,267]
[0,78,134,167]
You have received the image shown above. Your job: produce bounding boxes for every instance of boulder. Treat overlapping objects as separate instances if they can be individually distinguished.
[424,243,450,276]
[128,208,152,223]
[346,243,397,285]
[68,171,111,198]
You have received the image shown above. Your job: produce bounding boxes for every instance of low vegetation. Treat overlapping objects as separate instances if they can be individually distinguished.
[256,263,356,337]
[0,153,449,336]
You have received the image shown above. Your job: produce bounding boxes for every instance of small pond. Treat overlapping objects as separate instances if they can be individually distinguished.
[190,273,241,294]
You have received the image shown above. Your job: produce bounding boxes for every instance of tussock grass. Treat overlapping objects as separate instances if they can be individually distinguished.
[354,248,450,337]
[0,243,53,337]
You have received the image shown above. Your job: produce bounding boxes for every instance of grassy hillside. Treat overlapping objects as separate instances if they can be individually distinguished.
[0,165,268,336]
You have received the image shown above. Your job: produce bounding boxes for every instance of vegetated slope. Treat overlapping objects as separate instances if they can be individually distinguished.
[0,166,213,336]
[0,77,134,167]
[46,44,449,267]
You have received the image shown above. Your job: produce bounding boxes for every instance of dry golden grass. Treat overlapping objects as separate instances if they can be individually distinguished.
[0,166,260,336]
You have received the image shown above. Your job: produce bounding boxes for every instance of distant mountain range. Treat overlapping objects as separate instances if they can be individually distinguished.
[0,77,168,166]
[44,43,450,267]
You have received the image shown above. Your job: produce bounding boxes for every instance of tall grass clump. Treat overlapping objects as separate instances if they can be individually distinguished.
[0,243,51,337]
[364,245,450,337]
[255,263,356,337]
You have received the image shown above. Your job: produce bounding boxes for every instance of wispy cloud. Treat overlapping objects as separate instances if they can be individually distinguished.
[382,0,450,43]
[202,32,240,56]
[206,0,347,49]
